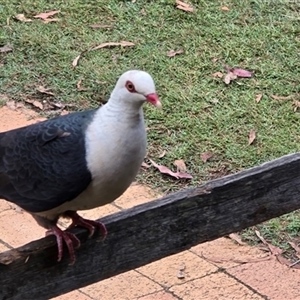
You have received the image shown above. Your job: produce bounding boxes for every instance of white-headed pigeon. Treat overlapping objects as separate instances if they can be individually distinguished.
[0,70,161,264]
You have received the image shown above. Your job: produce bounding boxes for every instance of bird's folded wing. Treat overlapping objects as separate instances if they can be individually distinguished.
[0,110,96,212]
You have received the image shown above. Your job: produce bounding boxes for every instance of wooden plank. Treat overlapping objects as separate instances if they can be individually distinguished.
[1,153,300,299]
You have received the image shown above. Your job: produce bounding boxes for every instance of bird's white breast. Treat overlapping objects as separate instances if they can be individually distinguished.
[36,106,147,220]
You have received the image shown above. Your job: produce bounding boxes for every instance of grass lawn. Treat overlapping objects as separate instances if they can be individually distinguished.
[1,1,300,257]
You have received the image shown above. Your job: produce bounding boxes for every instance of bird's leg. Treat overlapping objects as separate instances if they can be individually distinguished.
[45,225,80,265]
[64,211,107,239]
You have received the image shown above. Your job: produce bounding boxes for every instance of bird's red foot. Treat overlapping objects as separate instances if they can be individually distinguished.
[46,226,80,265]
[65,211,107,240]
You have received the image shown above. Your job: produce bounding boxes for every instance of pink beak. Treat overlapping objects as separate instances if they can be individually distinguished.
[146,93,162,109]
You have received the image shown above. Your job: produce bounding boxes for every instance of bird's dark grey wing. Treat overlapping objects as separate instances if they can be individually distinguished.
[0,109,97,213]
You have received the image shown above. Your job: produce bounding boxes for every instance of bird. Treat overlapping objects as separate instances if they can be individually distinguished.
[0,70,161,264]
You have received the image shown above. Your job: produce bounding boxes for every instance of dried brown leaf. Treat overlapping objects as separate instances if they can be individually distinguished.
[224,72,237,84]
[248,129,256,145]
[25,99,43,110]
[89,24,113,29]
[0,45,13,53]
[200,151,213,163]
[232,68,253,78]
[176,0,194,12]
[158,150,166,158]
[33,10,60,20]
[37,86,55,96]
[224,65,253,81]
[212,72,223,78]
[221,6,230,11]
[91,41,135,51]
[271,94,293,101]
[149,159,193,180]
[167,49,184,57]
[173,159,187,173]
[228,233,246,246]
[255,230,283,256]
[15,14,32,22]
[255,93,263,103]
[72,54,82,68]
[72,41,134,68]
[76,78,88,91]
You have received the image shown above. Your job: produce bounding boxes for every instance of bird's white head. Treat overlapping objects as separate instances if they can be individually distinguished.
[110,70,162,109]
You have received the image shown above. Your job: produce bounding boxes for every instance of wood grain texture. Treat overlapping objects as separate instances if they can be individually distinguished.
[1,153,300,299]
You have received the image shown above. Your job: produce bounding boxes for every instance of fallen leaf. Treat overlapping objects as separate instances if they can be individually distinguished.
[72,54,82,68]
[271,94,293,100]
[76,78,88,91]
[212,72,223,78]
[200,151,213,162]
[25,99,43,110]
[228,233,246,246]
[91,41,135,51]
[33,10,60,20]
[14,14,32,22]
[175,0,194,12]
[167,49,184,57]
[149,159,193,180]
[248,129,256,145]
[141,161,151,169]
[293,100,300,112]
[49,102,65,109]
[0,45,13,53]
[255,230,283,256]
[224,65,253,84]
[221,6,230,11]
[173,159,187,173]
[72,41,135,68]
[89,24,112,29]
[224,72,237,84]
[255,93,263,103]
[158,150,166,158]
[232,68,253,78]
[37,86,55,96]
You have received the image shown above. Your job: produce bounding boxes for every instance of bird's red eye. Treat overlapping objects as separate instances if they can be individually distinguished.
[126,81,135,92]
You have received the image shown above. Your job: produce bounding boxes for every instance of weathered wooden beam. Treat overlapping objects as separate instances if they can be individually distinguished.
[1,153,300,299]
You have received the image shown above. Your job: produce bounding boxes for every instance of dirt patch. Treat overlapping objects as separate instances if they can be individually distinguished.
[0,105,46,131]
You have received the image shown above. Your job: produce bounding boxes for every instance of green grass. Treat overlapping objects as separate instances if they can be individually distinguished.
[1,1,300,253]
